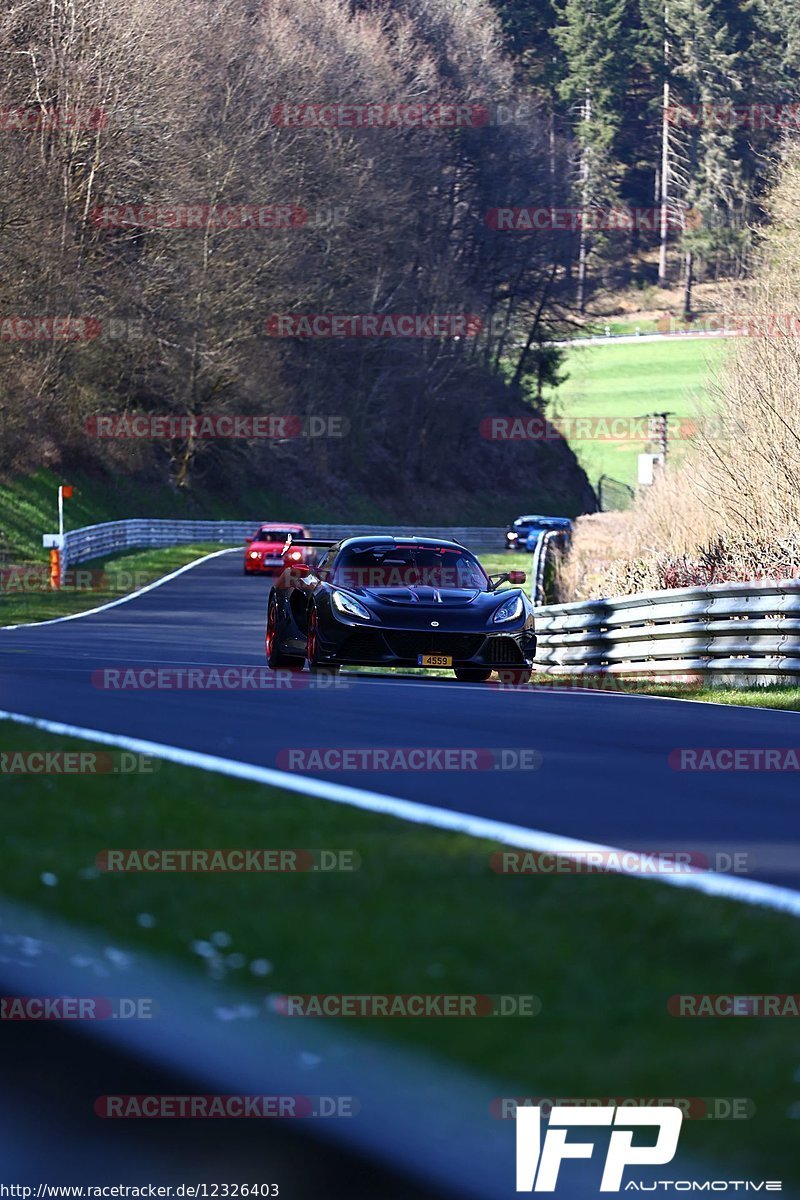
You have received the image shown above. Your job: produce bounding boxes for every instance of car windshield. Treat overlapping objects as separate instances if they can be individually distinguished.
[332,544,488,590]
[255,528,302,542]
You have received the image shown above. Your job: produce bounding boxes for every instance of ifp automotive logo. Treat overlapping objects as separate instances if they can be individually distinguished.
[514,1106,782,1192]
[516,1104,683,1191]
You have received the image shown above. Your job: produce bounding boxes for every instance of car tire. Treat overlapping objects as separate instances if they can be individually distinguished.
[495,668,532,686]
[306,605,340,674]
[266,596,304,670]
[453,667,493,682]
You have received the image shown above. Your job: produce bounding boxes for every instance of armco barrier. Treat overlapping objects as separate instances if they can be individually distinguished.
[533,578,800,684]
[48,520,508,579]
[40,520,800,682]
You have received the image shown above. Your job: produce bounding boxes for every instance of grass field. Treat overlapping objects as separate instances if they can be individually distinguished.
[572,318,661,337]
[543,337,730,488]
[0,719,798,1183]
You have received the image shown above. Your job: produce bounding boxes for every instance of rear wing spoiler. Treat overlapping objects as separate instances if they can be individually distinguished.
[281,535,337,552]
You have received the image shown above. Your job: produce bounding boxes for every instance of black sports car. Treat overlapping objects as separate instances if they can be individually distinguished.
[265,535,536,683]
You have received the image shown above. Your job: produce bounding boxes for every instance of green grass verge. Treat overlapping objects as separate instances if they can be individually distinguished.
[633,685,800,712]
[0,544,225,626]
[543,338,729,489]
[572,318,661,338]
[1,721,798,1181]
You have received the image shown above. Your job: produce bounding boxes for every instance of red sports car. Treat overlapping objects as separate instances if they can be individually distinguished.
[243,523,313,576]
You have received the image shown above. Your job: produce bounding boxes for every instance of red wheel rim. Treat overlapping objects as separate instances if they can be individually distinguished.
[266,604,275,657]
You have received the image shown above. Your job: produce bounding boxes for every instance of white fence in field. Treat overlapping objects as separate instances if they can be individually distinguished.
[533,578,800,684]
[46,519,508,578]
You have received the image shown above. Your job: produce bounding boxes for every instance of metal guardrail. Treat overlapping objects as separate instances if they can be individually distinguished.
[530,529,563,605]
[534,578,800,683]
[49,520,507,578]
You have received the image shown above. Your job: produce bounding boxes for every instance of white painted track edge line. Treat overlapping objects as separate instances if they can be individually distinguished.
[0,548,236,630]
[1,707,799,918]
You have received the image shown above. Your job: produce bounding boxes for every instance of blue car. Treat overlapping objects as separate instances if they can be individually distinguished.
[504,515,573,552]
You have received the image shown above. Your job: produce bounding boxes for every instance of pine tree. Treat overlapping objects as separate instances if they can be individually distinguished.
[666,0,746,312]
[552,0,631,309]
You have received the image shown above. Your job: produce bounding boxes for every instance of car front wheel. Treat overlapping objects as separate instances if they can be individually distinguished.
[266,596,304,670]
[306,606,340,674]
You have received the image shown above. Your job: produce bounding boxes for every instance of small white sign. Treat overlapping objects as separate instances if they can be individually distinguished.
[637,453,665,486]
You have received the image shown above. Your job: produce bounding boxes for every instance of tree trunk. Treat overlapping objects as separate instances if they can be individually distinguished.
[577,87,591,314]
[658,3,671,286]
[682,249,694,319]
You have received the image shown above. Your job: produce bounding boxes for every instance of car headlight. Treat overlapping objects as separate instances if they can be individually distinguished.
[248,551,260,559]
[331,590,371,621]
[506,531,517,541]
[493,594,524,624]
[289,550,302,561]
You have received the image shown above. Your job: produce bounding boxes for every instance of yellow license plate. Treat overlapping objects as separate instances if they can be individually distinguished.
[417,654,453,668]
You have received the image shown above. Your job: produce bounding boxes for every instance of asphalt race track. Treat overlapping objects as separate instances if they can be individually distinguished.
[2,551,799,890]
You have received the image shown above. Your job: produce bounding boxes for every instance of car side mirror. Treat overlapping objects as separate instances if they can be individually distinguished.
[244,536,253,544]
[289,563,319,585]
[489,571,527,591]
